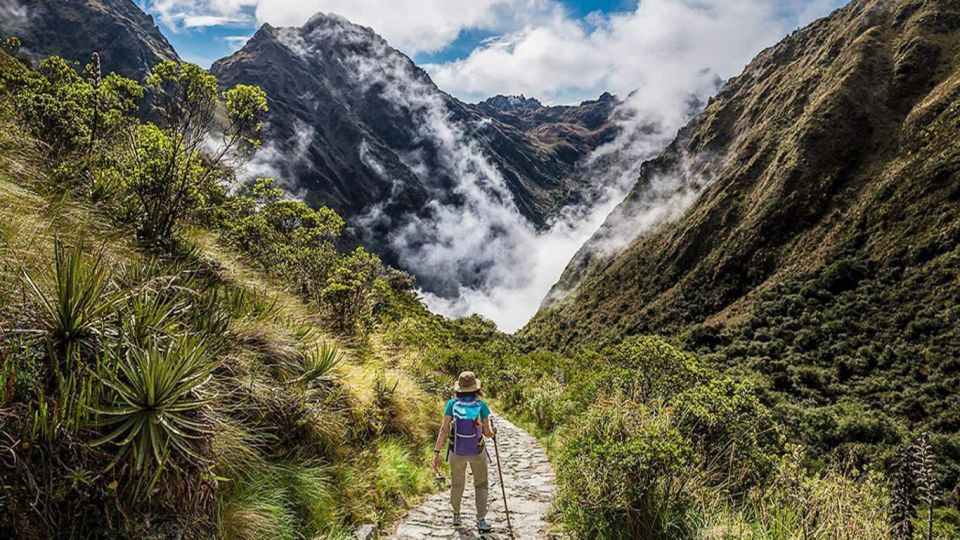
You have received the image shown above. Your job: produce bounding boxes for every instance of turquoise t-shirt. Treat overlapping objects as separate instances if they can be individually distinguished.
[444,397,490,419]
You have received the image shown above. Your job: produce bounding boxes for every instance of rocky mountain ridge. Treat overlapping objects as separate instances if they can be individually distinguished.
[0,0,179,80]
[212,13,621,285]
[1,2,623,295]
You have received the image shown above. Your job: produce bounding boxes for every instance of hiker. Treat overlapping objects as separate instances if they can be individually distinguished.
[433,371,497,534]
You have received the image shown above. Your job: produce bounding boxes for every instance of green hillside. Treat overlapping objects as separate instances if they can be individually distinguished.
[525,0,960,476]
[0,46,441,538]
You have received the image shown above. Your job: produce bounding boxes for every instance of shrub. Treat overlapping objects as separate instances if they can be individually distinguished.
[672,378,780,492]
[125,61,267,244]
[7,55,140,173]
[524,378,571,431]
[604,336,702,402]
[556,398,697,540]
[319,248,382,334]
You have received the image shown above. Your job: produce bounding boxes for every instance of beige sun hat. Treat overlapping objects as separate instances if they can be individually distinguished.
[453,371,480,393]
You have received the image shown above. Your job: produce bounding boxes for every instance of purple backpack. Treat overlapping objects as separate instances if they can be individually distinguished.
[450,398,483,456]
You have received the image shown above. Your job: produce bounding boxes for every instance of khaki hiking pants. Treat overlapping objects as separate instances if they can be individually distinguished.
[449,452,488,519]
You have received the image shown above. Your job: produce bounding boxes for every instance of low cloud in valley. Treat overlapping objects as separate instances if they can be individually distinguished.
[146,0,845,330]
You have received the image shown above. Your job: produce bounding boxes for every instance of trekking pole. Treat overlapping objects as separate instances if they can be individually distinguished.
[490,417,513,537]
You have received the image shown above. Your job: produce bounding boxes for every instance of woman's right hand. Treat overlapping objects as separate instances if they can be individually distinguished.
[432,452,441,471]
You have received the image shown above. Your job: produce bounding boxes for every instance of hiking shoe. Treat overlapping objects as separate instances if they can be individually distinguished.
[452,514,462,527]
[477,519,492,533]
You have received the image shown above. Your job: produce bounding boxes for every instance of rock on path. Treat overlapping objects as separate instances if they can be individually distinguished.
[387,414,558,539]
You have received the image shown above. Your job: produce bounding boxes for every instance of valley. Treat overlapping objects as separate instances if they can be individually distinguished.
[1,0,958,539]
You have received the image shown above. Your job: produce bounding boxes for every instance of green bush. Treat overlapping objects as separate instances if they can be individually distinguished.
[4,54,141,176]
[604,336,702,402]
[214,177,399,337]
[556,398,696,540]
[673,378,780,491]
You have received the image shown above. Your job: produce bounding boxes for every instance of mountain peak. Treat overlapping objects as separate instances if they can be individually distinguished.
[597,91,616,102]
[212,12,618,295]
[480,94,544,113]
[300,11,387,47]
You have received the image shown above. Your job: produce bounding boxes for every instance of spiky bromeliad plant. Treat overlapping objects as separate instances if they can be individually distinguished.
[93,336,218,474]
[23,240,115,362]
[295,341,343,385]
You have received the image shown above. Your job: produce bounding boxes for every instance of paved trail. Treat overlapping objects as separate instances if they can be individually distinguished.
[388,414,558,539]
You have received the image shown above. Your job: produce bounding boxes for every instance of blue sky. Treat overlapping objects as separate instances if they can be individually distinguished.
[141,0,847,104]
[145,0,643,66]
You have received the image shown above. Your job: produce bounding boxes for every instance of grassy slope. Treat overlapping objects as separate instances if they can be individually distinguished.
[0,71,438,536]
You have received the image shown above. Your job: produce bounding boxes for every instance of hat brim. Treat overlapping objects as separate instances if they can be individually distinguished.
[453,380,480,392]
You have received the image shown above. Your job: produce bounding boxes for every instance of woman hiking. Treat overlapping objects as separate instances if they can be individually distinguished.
[432,371,497,534]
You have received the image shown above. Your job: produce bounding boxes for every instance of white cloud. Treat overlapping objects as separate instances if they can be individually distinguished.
[145,1,842,103]
[259,0,559,53]
[144,0,844,330]
[181,14,250,28]
[425,0,831,105]
[146,0,556,54]
[146,0,255,31]
[221,35,254,50]
[144,0,842,103]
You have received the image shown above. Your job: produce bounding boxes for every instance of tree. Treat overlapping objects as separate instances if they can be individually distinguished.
[6,54,141,177]
[320,248,383,334]
[216,177,345,292]
[2,36,22,55]
[125,61,267,244]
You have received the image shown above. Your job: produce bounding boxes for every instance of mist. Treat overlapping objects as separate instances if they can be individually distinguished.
[239,120,315,199]
[338,24,689,331]
[412,2,843,330]
[256,2,843,332]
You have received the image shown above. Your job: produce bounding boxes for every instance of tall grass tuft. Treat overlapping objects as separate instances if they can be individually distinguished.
[221,472,297,540]
[220,461,339,540]
[726,446,889,539]
[279,462,339,533]
[376,439,432,504]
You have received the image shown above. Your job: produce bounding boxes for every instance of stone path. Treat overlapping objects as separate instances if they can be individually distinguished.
[388,414,558,539]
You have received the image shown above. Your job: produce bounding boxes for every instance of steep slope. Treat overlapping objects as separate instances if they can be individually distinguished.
[0,47,440,538]
[211,15,618,261]
[526,0,960,429]
[0,0,178,80]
